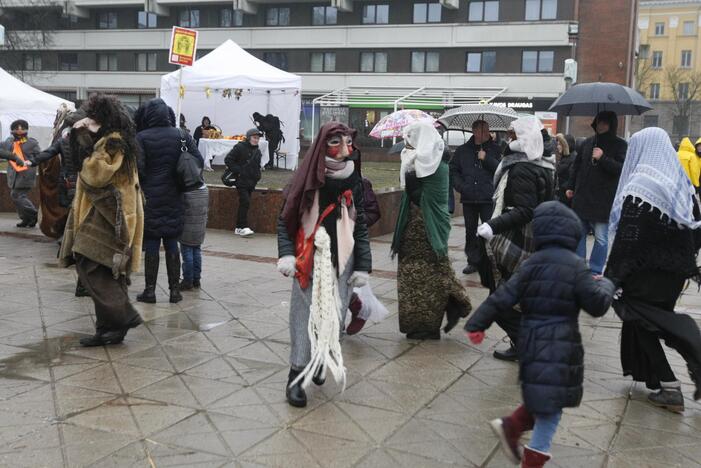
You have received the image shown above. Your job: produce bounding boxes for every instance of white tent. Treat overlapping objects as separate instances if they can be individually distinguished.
[0,67,74,146]
[160,40,302,169]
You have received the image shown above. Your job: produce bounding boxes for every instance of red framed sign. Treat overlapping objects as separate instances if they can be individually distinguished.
[169,26,198,66]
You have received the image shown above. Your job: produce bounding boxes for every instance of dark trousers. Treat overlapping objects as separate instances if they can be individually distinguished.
[143,236,178,255]
[496,307,522,345]
[236,187,253,228]
[463,203,494,266]
[75,255,141,332]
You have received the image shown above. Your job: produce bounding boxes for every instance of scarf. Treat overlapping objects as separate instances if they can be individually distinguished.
[609,127,701,239]
[9,137,29,173]
[400,121,445,188]
[325,157,355,179]
[493,151,555,189]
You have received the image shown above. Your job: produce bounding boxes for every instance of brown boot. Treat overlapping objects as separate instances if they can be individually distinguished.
[521,446,551,468]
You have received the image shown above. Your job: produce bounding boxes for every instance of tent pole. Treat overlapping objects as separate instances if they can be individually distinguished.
[175,66,183,128]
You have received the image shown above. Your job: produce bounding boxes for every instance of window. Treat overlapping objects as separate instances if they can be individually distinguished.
[313,6,338,25]
[220,9,243,27]
[639,44,650,60]
[684,20,696,35]
[655,22,665,35]
[59,53,79,71]
[137,11,157,29]
[643,115,659,128]
[24,54,41,71]
[97,53,118,71]
[360,52,388,72]
[362,4,389,24]
[98,11,117,29]
[311,52,336,72]
[263,52,288,71]
[413,3,441,23]
[179,8,200,27]
[466,51,496,72]
[266,7,290,26]
[682,50,692,68]
[136,52,157,72]
[468,1,499,22]
[652,50,663,68]
[649,83,660,100]
[411,51,440,72]
[678,82,690,100]
[525,0,557,20]
[521,50,554,72]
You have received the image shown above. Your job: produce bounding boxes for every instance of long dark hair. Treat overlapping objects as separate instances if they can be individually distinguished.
[73,94,140,181]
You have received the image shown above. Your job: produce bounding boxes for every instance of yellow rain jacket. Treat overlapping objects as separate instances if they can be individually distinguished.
[678,137,700,187]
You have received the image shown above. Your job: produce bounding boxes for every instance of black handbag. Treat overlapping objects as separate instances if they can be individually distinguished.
[176,129,204,191]
[220,168,237,187]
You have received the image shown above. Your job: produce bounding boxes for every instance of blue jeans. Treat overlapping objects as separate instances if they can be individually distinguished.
[576,219,609,275]
[180,244,202,282]
[143,236,179,255]
[529,411,562,453]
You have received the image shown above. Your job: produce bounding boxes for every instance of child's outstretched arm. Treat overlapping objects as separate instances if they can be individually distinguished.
[464,268,523,335]
[574,265,616,318]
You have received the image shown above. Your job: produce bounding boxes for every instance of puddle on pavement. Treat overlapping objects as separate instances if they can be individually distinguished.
[155,313,229,332]
[0,335,80,381]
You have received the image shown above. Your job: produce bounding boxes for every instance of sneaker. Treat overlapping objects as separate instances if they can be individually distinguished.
[235,227,254,237]
[647,384,685,413]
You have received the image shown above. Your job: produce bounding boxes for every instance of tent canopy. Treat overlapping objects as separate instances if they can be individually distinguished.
[0,67,74,144]
[161,39,301,91]
[160,40,302,169]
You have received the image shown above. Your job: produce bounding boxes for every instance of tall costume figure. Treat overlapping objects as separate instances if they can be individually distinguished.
[277,122,371,408]
[391,122,472,340]
[253,112,284,169]
[606,127,701,413]
[59,94,144,347]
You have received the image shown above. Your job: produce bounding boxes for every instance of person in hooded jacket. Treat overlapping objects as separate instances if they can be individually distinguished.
[677,137,700,188]
[565,111,627,276]
[466,201,614,468]
[450,120,501,275]
[477,116,555,362]
[135,98,203,304]
[0,120,40,228]
[554,133,573,206]
[225,128,263,237]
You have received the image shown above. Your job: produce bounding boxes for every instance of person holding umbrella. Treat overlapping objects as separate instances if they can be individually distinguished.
[565,111,627,276]
[450,120,501,274]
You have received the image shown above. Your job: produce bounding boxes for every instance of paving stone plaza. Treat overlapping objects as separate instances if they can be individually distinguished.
[0,214,700,468]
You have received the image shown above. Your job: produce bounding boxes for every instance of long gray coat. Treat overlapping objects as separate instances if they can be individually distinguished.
[1,137,39,190]
[180,185,209,246]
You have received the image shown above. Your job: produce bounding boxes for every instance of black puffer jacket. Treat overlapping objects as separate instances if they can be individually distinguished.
[224,140,262,189]
[449,137,500,204]
[136,98,203,239]
[466,201,615,414]
[487,155,554,235]
[567,112,627,222]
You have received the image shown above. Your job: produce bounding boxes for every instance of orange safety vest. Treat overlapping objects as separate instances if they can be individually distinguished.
[9,140,28,173]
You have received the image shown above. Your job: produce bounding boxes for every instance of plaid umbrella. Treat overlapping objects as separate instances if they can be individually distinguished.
[369,109,435,139]
[438,104,519,132]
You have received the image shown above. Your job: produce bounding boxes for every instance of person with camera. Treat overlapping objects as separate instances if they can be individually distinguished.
[225,128,263,237]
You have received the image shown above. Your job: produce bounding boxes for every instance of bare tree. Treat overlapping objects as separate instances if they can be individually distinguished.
[0,0,58,79]
[665,66,701,137]
[634,52,654,97]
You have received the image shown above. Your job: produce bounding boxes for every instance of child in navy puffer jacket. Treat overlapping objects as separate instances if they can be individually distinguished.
[465,201,615,468]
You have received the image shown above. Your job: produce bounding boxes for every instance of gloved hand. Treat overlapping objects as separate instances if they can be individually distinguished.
[477,223,494,240]
[348,271,369,288]
[23,159,32,167]
[277,255,296,277]
[466,331,485,345]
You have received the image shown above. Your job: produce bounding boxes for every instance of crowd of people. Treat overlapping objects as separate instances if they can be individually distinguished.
[3,94,701,467]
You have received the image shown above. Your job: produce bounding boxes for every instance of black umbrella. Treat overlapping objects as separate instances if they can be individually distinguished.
[549,82,652,116]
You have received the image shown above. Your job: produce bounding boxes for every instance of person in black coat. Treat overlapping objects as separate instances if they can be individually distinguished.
[193,116,216,146]
[450,120,500,275]
[466,201,615,466]
[565,111,627,275]
[225,128,263,237]
[553,133,573,206]
[253,112,284,169]
[135,98,203,304]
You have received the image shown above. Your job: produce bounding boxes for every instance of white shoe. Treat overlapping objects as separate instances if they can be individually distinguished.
[235,227,254,237]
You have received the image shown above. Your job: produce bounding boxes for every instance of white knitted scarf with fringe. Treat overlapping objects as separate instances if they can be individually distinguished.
[290,226,347,390]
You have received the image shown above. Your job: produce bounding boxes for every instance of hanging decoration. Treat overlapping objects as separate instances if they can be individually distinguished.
[179,85,186,98]
[234,88,243,100]
[222,88,232,99]
[205,87,212,99]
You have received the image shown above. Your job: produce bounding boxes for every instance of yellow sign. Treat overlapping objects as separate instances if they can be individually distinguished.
[169,27,198,67]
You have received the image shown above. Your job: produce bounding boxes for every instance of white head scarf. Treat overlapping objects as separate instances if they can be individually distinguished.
[400,121,445,188]
[508,116,544,161]
[609,127,701,239]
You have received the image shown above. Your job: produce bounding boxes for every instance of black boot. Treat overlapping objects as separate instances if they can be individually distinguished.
[26,216,37,228]
[648,381,685,413]
[493,342,519,362]
[80,330,127,347]
[286,368,307,408]
[312,366,326,386]
[137,252,159,303]
[75,280,90,297]
[165,251,182,304]
[444,295,467,333]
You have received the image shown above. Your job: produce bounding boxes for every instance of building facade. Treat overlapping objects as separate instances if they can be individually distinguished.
[632,0,701,140]
[0,0,634,140]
